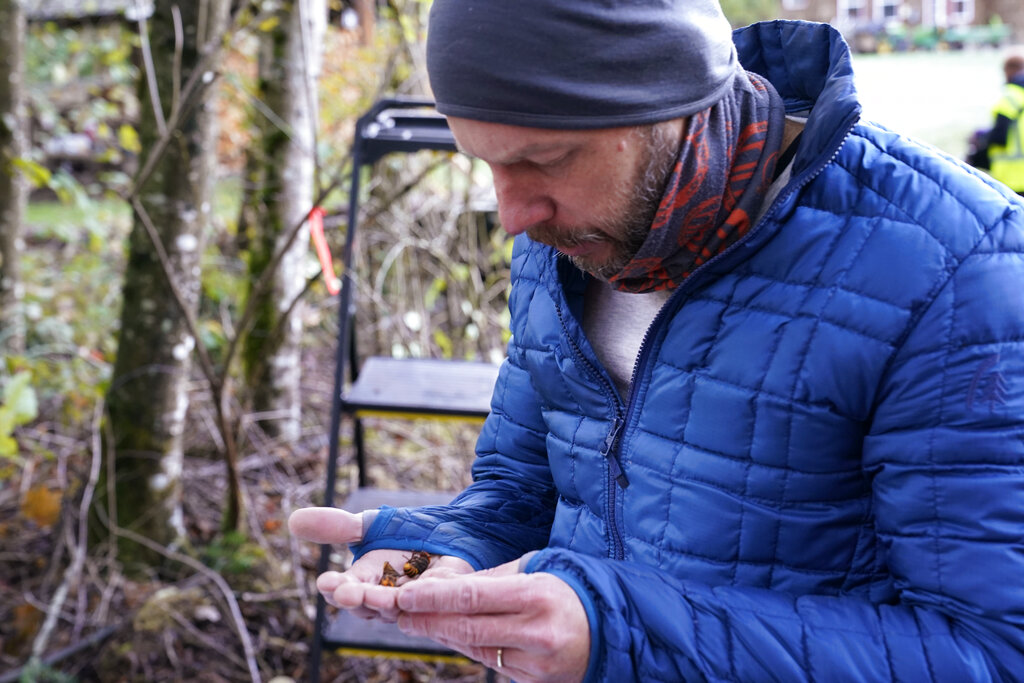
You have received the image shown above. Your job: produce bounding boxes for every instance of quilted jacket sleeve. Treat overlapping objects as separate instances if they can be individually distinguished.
[527,204,1024,682]
[527,545,1023,682]
[351,296,558,570]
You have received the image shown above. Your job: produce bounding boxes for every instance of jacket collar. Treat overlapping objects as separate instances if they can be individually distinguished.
[732,20,862,182]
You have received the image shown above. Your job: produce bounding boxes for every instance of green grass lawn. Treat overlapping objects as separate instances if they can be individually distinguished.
[25,177,242,240]
[26,194,131,240]
[851,47,1013,159]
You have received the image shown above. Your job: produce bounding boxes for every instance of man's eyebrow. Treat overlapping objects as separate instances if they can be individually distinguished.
[460,141,574,165]
[516,142,574,161]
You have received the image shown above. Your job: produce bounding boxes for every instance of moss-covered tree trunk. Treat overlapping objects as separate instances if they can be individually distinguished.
[102,0,229,565]
[0,0,27,355]
[241,0,325,442]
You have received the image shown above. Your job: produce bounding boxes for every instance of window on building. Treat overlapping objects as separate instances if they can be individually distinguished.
[949,0,974,23]
[838,0,867,21]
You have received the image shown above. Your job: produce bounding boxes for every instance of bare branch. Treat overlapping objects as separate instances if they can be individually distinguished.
[113,526,262,683]
[30,398,105,658]
[221,75,293,139]
[0,624,122,683]
[135,11,167,136]
[171,5,184,118]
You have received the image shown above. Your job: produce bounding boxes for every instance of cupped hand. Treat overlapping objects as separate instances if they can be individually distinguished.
[288,506,474,621]
[395,559,591,683]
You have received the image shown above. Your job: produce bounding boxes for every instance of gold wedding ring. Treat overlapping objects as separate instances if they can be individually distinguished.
[496,647,504,669]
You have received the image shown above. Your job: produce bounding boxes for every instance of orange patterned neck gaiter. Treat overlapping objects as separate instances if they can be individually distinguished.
[610,71,785,293]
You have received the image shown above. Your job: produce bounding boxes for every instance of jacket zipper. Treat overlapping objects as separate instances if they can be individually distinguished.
[554,299,629,560]
[549,117,859,563]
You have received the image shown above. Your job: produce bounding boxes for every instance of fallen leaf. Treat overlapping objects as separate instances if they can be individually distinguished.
[4,603,42,655]
[21,486,62,527]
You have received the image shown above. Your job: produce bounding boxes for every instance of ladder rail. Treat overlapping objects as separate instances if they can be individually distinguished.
[310,99,477,683]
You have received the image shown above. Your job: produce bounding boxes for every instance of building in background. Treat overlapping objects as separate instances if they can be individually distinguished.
[29,0,152,24]
[26,1,152,194]
[779,0,1023,52]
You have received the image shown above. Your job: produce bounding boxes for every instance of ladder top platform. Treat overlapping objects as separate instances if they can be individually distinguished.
[354,100,458,166]
[343,356,499,418]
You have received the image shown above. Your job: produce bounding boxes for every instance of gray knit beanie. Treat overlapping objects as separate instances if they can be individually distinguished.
[426,0,738,130]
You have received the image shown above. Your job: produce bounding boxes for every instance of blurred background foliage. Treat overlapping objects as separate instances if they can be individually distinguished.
[2,1,511,679]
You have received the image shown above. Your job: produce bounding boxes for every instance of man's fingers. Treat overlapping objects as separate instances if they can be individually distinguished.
[316,570,347,594]
[474,558,520,578]
[399,611,521,644]
[418,555,475,579]
[316,571,364,607]
[395,572,590,681]
[316,573,402,621]
[288,507,364,544]
[397,573,537,613]
[361,584,401,612]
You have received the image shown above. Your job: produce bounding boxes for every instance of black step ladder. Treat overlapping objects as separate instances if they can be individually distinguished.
[309,98,500,682]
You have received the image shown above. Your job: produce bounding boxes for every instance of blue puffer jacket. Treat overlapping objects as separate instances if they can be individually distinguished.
[353,21,1024,681]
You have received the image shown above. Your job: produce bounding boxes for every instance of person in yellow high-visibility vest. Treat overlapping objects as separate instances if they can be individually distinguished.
[988,55,1024,195]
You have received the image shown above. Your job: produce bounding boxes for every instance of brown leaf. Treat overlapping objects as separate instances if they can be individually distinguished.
[3,603,42,655]
[21,486,62,527]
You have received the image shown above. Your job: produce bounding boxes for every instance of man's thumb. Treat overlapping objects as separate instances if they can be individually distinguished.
[288,507,365,544]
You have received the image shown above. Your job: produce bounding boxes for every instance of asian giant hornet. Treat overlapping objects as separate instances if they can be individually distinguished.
[379,561,400,587]
[403,550,431,578]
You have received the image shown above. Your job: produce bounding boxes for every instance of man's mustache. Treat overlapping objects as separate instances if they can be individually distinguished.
[527,224,606,250]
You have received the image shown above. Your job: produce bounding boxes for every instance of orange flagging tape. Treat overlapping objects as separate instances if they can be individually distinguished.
[308,206,340,295]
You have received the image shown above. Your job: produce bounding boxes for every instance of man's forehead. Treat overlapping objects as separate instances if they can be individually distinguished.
[448,117,599,163]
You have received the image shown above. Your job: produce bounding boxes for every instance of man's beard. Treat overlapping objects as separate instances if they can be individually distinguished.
[527,123,680,281]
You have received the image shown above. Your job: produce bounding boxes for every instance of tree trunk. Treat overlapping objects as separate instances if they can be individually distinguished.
[101,0,229,565]
[0,0,27,354]
[241,0,326,442]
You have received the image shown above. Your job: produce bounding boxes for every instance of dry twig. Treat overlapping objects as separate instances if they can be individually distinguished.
[30,399,104,659]
[113,526,262,683]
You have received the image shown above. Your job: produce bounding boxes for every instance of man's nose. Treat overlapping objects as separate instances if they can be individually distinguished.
[490,166,555,235]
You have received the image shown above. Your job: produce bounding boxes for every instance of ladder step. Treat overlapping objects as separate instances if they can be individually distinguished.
[343,357,499,418]
[323,608,464,659]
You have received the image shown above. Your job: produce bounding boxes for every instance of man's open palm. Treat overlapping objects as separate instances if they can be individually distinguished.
[288,507,474,620]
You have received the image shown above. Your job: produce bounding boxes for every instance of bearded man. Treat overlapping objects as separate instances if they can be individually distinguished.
[292,3,1024,681]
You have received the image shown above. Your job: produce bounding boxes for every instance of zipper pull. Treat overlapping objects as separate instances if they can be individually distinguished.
[601,417,629,488]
